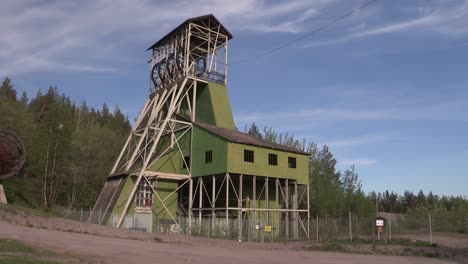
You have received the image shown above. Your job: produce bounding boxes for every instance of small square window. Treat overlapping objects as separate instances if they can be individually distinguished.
[244,149,254,163]
[183,156,190,169]
[288,157,296,168]
[205,150,213,163]
[268,153,277,166]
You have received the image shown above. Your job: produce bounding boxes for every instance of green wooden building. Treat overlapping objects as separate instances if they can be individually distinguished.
[90,14,310,240]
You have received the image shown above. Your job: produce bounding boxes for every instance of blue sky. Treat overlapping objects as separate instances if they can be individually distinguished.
[1,0,467,197]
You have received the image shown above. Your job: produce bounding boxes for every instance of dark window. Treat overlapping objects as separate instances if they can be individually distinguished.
[244,149,254,163]
[268,153,278,166]
[183,156,190,169]
[288,157,297,168]
[135,180,153,207]
[205,150,213,163]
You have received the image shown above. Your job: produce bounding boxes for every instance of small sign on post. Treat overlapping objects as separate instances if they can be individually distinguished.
[264,225,272,233]
[375,217,386,240]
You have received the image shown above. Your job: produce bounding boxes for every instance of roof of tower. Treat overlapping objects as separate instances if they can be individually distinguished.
[195,121,309,155]
[147,14,233,51]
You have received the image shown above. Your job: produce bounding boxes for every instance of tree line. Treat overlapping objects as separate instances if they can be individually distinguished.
[0,77,131,208]
[1,76,466,222]
[244,123,468,220]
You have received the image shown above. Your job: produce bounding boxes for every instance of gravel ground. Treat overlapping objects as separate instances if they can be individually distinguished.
[0,205,467,264]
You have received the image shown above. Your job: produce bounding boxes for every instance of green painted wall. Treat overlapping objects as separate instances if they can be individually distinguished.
[110,176,179,224]
[227,143,309,184]
[195,82,235,130]
[152,179,178,219]
[146,131,191,175]
[191,126,228,176]
[111,176,136,217]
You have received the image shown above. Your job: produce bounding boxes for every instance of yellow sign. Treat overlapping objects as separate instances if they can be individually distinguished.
[264,225,272,233]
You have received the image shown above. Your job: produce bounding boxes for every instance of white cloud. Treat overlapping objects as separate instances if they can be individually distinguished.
[342,158,377,166]
[0,0,335,75]
[328,135,390,148]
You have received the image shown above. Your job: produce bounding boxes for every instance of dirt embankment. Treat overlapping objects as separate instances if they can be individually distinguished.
[1,205,467,264]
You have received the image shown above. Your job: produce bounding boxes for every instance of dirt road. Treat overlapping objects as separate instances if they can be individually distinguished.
[0,221,456,264]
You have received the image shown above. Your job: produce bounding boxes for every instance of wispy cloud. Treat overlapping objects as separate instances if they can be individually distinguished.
[328,135,390,148]
[342,158,377,166]
[236,99,468,125]
[0,0,335,75]
[301,0,468,49]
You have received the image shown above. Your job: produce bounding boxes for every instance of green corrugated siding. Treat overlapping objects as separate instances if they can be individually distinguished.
[227,143,309,184]
[195,82,235,130]
[111,176,136,217]
[146,131,191,175]
[192,126,228,176]
[152,180,178,219]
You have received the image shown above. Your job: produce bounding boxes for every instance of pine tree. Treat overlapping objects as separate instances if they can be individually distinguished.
[0,77,17,101]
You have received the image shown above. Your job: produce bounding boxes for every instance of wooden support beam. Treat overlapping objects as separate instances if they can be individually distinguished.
[189,178,193,234]
[238,174,243,241]
[199,178,203,230]
[212,175,215,232]
[225,173,229,237]
[285,179,289,238]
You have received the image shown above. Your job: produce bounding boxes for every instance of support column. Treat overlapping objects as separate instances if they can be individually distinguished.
[199,178,203,232]
[188,178,193,235]
[225,173,229,237]
[276,178,279,237]
[212,175,216,233]
[253,175,257,241]
[307,183,310,239]
[238,174,243,241]
[293,181,298,239]
[285,179,289,239]
[265,177,269,224]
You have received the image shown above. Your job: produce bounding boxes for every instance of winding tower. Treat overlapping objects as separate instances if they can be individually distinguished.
[91,14,310,241]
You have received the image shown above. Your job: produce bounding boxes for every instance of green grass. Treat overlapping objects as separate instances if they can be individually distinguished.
[0,239,58,264]
[0,239,37,254]
[0,256,58,264]
[323,242,348,252]
[333,237,433,247]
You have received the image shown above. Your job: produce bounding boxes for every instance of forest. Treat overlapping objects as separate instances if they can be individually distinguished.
[1,77,467,225]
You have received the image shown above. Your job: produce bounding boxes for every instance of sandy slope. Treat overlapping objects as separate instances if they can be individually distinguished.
[0,220,456,264]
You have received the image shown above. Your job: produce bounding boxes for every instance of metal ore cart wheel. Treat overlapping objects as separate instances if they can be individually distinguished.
[151,62,162,89]
[0,129,26,180]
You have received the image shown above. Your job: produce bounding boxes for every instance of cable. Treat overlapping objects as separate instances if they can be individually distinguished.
[235,0,379,64]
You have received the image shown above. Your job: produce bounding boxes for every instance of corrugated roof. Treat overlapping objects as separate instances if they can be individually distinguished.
[195,121,309,155]
[147,14,233,51]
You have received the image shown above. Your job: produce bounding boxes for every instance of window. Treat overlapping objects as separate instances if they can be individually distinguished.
[183,156,190,169]
[288,157,297,168]
[135,180,153,207]
[244,149,254,163]
[205,150,213,163]
[268,153,278,166]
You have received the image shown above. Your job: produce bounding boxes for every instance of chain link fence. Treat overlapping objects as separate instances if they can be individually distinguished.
[51,206,467,244]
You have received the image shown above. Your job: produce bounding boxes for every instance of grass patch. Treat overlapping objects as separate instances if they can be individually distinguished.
[323,242,348,252]
[0,239,58,264]
[334,237,433,247]
[0,256,58,264]
[0,239,37,254]
[388,238,432,247]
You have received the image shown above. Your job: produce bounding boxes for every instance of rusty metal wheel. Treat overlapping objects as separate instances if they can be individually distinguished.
[0,129,26,180]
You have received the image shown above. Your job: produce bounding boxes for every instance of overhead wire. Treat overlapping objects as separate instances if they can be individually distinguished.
[234,0,379,64]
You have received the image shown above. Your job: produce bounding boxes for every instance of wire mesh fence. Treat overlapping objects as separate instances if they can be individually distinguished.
[50,206,467,244]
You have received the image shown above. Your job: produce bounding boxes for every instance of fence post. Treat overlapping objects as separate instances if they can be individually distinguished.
[99,208,102,225]
[349,210,352,242]
[388,212,392,242]
[80,208,83,222]
[316,214,319,243]
[429,213,433,245]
